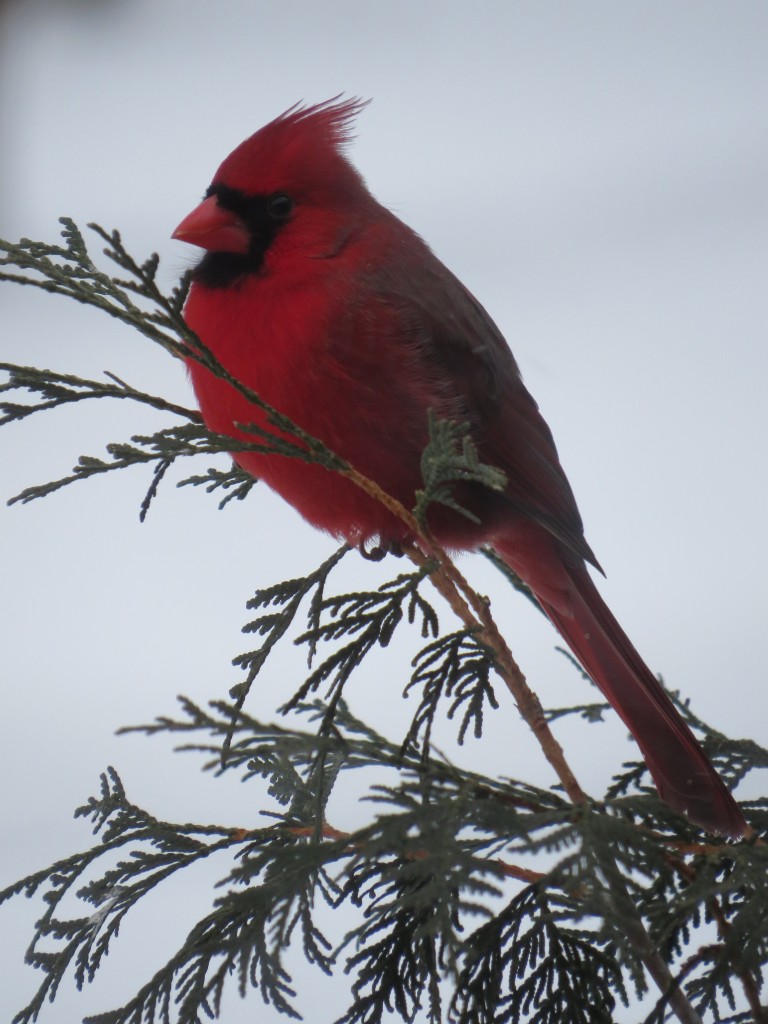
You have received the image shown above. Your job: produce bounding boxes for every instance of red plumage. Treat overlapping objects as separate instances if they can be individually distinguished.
[173,98,746,837]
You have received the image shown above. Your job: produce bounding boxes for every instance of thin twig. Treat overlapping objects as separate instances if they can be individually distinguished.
[665,849,768,1022]
[400,539,586,808]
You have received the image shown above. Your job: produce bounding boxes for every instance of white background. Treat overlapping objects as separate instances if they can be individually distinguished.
[1,2,767,1021]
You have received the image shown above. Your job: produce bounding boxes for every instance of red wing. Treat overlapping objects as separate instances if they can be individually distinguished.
[371,244,599,569]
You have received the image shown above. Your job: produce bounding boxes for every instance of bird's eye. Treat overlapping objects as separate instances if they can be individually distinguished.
[266,193,293,220]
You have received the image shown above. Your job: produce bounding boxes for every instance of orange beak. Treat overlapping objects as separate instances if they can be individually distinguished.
[172,196,250,255]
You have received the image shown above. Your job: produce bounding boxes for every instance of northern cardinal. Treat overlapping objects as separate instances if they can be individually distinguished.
[173,98,746,837]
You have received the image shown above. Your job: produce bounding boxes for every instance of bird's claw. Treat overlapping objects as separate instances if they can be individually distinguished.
[357,538,403,561]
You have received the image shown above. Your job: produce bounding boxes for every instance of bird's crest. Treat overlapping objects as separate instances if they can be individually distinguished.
[212,96,370,198]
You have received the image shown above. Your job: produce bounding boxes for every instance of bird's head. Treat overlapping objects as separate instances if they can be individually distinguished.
[173,97,371,287]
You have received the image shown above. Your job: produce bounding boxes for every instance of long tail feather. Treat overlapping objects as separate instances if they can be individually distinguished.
[494,530,747,837]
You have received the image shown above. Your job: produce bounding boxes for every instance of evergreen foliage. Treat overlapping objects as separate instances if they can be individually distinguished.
[1,223,767,1024]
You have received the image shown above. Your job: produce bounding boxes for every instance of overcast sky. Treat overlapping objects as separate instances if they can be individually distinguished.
[1,2,767,1021]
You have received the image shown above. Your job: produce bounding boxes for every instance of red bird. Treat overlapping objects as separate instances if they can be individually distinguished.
[173,98,746,837]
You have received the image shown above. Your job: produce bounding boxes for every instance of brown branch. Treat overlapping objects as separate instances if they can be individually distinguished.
[336,464,586,806]
[284,823,547,884]
[399,538,586,808]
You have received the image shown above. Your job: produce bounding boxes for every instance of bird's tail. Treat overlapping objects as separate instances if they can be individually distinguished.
[494,529,747,838]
